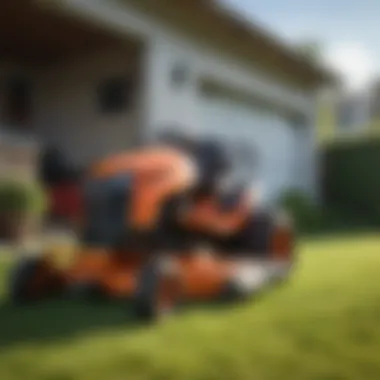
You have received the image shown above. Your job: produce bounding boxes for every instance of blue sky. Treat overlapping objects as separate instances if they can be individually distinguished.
[223,0,380,90]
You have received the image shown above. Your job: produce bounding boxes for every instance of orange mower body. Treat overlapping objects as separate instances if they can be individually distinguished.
[9,141,296,321]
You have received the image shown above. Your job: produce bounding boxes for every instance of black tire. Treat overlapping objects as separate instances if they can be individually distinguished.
[132,257,183,322]
[9,256,45,303]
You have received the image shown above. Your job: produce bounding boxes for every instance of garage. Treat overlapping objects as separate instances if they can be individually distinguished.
[199,93,300,203]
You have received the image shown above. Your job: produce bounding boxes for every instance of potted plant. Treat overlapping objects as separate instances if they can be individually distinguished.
[0,180,46,242]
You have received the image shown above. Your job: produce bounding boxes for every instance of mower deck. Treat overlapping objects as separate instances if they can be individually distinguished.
[10,245,294,317]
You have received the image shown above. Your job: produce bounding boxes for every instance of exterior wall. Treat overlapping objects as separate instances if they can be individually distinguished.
[142,36,201,136]
[55,0,316,124]
[1,47,141,166]
[33,48,140,165]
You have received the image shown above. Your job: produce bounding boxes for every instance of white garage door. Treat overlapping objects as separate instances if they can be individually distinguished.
[200,97,298,203]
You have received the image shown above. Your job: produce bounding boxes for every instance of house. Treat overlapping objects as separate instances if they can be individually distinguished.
[318,82,380,144]
[0,0,331,202]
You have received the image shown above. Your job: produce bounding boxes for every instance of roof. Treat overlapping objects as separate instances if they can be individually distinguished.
[127,0,336,87]
[209,0,335,85]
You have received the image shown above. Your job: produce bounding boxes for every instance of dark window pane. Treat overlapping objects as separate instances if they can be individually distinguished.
[97,77,132,114]
[170,63,189,87]
[4,77,32,127]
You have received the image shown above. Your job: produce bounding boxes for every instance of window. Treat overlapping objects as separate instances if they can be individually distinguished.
[97,76,132,114]
[3,76,33,128]
[170,63,189,88]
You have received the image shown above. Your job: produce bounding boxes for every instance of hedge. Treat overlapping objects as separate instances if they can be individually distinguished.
[278,189,326,233]
[322,138,380,224]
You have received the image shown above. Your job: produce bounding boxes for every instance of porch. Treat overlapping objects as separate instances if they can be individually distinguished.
[0,0,145,177]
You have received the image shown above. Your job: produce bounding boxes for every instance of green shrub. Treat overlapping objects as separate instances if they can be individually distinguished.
[323,137,380,225]
[279,190,325,233]
[0,180,46,216]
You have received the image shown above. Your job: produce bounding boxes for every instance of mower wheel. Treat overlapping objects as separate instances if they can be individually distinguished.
[132,257,183,322]
[9,256,48,303]
[220,280,251,303]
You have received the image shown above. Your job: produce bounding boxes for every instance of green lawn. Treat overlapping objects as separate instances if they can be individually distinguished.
[0,234,380,380]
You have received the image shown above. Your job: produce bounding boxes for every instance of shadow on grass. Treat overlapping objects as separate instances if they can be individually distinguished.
[0,289,274,351]
[0,297,141,350]
[0,256,283,351]
[0,292,250,350]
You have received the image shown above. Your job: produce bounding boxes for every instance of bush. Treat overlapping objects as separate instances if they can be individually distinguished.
[322,138,380,225]
[279,190,325,233]
[0,180,46,216]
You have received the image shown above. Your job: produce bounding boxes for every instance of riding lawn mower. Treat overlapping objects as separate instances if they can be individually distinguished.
[8,133,296,322]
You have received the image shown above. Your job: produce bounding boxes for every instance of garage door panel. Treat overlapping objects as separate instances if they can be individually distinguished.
[201,96,297,202]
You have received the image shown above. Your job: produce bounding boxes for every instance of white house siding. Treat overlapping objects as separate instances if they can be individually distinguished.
[54,0,316,121]
[43,0,320,198]
[33,48,141,165]
[142,36,201,136]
